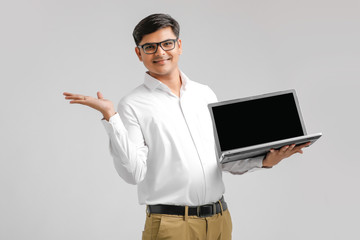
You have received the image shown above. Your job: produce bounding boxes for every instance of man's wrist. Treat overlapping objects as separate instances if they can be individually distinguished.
[102,111,117,121]
[262,158,273,168]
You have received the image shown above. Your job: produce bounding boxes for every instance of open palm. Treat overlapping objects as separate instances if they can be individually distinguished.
[63,91,116,120]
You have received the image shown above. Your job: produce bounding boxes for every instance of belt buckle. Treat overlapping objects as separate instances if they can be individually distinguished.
[146,205,151,217]
[196,203,216,218]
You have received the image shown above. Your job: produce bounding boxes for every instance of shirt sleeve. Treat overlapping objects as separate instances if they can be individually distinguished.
[221,156,265,175]
[205,85,219,103]
[102,102,148,185]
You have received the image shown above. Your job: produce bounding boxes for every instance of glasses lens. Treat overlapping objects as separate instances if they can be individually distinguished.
[160,40,175,51]
[143,43,157,54]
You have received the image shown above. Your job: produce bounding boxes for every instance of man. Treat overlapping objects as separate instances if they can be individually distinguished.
[63,13,309,240]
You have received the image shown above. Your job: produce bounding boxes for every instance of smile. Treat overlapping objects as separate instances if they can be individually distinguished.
[153,58,171,64]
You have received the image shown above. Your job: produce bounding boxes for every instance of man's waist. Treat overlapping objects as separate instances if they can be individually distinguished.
[147,196,227,218]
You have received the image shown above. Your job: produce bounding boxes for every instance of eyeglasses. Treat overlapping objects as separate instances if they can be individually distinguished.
[138,38,178,54]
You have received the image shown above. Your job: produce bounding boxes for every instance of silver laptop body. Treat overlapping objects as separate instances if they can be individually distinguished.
[208,89,322,163]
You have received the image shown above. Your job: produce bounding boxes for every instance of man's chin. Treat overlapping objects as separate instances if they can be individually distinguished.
[149,69,181,80]
[148,70,169,78]
[149,67,172,76]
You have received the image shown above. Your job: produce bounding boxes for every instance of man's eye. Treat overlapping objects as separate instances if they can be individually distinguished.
[144,45,156,50]
[163,41,174,47]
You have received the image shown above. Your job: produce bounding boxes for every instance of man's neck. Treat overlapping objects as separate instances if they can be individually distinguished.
[149,69,182,97]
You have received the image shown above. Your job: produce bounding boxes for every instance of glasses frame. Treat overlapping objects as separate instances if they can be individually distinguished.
[138,38,179,54]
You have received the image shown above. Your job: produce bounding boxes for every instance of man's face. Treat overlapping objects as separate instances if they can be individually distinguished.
[135,27,182,79]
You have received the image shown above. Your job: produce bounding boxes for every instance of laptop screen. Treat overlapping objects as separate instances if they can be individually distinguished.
[211,92,305,151]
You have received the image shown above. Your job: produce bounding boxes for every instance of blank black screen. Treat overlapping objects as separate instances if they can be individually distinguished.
[212,93,304,151]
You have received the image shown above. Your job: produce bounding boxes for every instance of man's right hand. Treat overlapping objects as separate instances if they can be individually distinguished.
[63,91,116,121]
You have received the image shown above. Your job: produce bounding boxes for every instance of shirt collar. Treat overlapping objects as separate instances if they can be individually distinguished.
[143,71,190,92]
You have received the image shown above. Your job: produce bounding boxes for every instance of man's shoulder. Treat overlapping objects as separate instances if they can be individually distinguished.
[118,84,149,108]
[185,76,214,93]
[188,79,209,89]
[185,77,217,103]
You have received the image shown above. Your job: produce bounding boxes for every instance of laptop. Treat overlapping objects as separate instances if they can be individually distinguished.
[208,89,322,163]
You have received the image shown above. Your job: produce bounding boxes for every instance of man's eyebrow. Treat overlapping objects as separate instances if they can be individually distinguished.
[141,39,174,45]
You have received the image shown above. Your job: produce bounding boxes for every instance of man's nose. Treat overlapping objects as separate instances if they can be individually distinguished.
[155,45,166,55]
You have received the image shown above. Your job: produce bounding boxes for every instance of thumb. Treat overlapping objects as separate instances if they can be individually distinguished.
[97,91,103,99]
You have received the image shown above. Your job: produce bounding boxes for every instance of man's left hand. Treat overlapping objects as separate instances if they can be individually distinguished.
[262,142,311,168]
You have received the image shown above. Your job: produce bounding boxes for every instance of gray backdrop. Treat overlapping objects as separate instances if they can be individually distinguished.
[1,0,359,239]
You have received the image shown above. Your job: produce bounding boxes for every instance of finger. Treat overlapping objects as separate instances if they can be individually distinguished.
[280,145,289,153]
[63,92,78,97]
[294,142,311,152]
[292,145,305,153]
[292,148,304,155]
[63,92,84,97]
[287,144,296,152]
[66,95,87,100]
[297,142,311,148]
[267,148,276,155]
[97,91,103,99]
[64,95,78,100]
[67,95,88,102]
[69,99,89,105]
[63,92,79,98]
[69,100,85,104]
[65,96,82,100]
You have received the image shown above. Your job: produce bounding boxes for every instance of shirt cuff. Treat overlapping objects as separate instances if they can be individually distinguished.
[221,155,266,175]
[101,112,127,135]
[250,155,265,168]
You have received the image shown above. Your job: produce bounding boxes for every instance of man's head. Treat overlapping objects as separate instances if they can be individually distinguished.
[133,13,180,46]
[133,14,182,80]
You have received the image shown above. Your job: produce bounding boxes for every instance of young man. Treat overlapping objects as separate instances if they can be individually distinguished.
[64,13,309,240]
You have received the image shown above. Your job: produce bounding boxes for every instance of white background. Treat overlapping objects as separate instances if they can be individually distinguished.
[1,0,359,239]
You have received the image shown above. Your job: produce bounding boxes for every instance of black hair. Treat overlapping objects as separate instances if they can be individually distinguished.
[133,13,180,46]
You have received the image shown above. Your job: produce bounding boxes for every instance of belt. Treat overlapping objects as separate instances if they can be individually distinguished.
[147,196,227,218]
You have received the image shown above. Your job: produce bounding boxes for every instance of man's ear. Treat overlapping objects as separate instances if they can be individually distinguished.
[178,39,183,55]
[135,47,143,62]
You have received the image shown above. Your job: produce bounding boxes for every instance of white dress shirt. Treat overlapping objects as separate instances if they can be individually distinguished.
[102,71,263,206]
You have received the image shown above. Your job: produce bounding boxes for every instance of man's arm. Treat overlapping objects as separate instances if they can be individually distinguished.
[103,102,149,184]
[221,142,311,174]
[63,91,148,185]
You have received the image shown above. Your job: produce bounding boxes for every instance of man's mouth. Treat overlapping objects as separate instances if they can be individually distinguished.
[153,58,171,64]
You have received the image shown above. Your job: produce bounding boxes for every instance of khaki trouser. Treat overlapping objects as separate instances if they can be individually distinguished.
[142,208,232,240]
